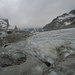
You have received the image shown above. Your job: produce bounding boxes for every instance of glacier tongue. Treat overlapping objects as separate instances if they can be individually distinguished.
[5,28,75,65]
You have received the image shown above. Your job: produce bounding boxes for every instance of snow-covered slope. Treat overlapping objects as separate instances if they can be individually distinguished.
[5,28,75,65]
[43,9,75,31]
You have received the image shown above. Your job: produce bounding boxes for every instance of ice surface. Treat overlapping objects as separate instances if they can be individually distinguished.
[5,28,75,64]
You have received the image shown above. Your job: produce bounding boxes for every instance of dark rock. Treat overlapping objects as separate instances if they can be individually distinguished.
[0,54,13,67]
[4,44,9,48]
[44,62,51,67]
[0,38,4,46]
[7,30,13,34]
[69,9,75,15]
[0,33,2,35]
[61,13,68,17]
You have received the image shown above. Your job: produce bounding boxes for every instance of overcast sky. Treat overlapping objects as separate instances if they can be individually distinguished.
[0,0,75,28]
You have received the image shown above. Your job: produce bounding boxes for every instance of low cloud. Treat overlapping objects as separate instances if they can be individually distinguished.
[0,0,75,28]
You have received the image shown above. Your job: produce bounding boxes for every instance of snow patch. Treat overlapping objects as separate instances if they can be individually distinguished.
[58,13,75,20]
[64,22,71,26]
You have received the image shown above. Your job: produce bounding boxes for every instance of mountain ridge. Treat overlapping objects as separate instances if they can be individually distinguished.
[43,9,75,31]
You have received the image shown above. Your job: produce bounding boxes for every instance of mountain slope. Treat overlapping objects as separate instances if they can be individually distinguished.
[43,9,75,31]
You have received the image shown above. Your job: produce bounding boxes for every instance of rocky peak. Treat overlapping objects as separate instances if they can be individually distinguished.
[61,13,68,17]
[69,9,75,15]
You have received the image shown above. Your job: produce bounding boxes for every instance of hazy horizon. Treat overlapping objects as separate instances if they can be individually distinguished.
[0,0,75,28]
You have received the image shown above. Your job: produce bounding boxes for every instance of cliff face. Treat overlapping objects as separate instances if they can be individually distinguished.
[43,9,75,31]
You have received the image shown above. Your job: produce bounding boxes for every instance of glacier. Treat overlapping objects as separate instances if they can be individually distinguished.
[5,28,75,64]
